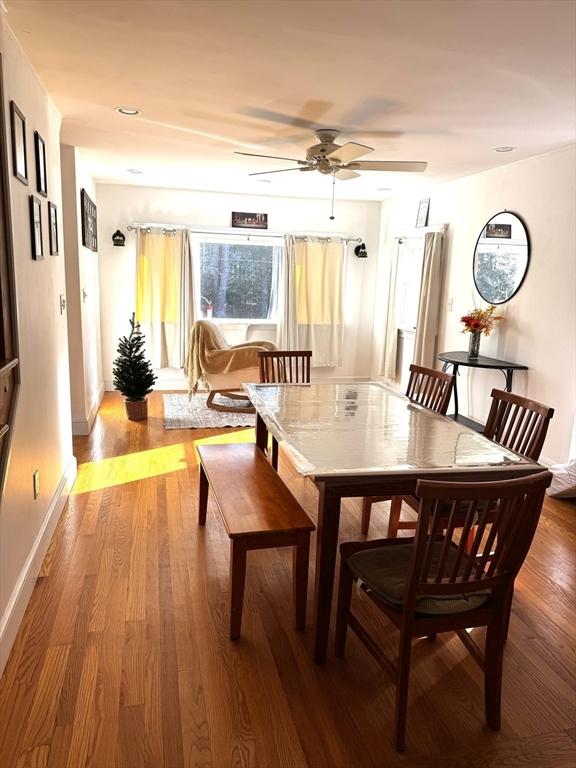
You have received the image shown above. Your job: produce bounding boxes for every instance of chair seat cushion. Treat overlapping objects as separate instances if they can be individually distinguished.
[347,543,489,615]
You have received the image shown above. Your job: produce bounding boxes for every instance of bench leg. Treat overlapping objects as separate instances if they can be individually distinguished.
[293,531,311,631]
[361,497,373,535]
[387,496,403,538]
[271,437,279,471]
[230,540,248,640]
[198,463,209,526]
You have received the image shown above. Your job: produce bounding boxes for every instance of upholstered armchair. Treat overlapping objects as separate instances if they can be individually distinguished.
[184,319,276,412]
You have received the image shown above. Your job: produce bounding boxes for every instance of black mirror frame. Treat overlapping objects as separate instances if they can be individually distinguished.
[473,209,530,305]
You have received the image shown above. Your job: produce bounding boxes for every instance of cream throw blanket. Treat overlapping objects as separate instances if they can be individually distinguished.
[184,320,276,393]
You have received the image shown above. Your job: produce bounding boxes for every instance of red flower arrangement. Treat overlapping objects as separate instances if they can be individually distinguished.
[460,304,503,335]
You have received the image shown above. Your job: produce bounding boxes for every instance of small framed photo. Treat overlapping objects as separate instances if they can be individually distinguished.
[48,201,59,255]
[232,211,268,229]
[485,222,512,239]
[416,198,430,228]
[81,188,98,251]
[29,195,43,260]
[34,131,48,197]
[10,101,28,185]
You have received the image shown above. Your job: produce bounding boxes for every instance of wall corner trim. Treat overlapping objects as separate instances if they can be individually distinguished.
[72,382,104,436]
[0,455,77,675]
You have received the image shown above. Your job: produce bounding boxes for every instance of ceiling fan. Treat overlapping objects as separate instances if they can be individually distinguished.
[235,129,427,180]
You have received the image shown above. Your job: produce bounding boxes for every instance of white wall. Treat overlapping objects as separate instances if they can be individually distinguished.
[380,145,576,465]
[61,145,103,434]
[0,21,75,673]
[96,184,381,388]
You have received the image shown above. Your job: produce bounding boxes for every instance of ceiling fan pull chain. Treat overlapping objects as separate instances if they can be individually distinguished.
[330,173,336,220]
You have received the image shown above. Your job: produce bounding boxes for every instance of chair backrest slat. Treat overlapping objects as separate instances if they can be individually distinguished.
[484,389,554,461]
[406,472,551,606]
[405,364,455,416]
[259,350,312,384]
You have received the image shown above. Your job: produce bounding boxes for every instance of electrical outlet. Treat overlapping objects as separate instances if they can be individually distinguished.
[59,294,66,314]
[448,298,454,311]
[33,469,40,499]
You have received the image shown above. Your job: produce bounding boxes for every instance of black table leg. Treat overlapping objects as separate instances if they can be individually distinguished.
[313,484,342,664]
[452,364,460,417]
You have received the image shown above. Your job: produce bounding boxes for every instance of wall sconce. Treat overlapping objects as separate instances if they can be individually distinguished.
[112,229,126,246]
[354,242,368,258]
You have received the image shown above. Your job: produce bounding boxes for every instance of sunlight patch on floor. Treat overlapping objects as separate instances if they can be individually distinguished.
[72,429,257,492]
[72,443,188,493]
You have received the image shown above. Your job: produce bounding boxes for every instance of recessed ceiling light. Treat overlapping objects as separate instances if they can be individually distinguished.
[494,146,516,152]
[127,168,143,174]
[115,106,142,116]
[378,187,392,191]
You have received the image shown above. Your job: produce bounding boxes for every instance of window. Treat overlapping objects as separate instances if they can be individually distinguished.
[395,236,424,331]
[195,239,281,321]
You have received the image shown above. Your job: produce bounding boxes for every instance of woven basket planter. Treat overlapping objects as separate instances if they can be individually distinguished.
[124,397,148,421]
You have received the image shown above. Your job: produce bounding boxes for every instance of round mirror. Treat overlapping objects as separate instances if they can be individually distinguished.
[473,211,530,304]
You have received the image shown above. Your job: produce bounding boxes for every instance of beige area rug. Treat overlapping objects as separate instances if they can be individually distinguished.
[162,393,255,429]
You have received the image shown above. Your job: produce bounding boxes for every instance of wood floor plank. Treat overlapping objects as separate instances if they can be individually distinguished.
[389,731,576,767]
[0,391,574,768]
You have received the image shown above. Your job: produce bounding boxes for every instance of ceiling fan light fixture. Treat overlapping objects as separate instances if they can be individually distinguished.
[494,146,516,152]
[115,106,142,116]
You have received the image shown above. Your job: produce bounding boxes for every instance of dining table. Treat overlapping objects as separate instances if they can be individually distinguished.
[243,381,543,663]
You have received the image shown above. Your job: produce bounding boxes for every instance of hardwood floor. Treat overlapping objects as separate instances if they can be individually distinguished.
[1,391,575,767]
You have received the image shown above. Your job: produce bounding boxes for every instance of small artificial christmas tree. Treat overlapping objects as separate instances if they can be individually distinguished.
[112,313,157,419]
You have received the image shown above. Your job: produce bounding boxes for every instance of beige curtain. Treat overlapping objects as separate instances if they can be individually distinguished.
[413,231,444,368]
[135,230,196,368]
[380,241,400,379]
[277,235,346,367]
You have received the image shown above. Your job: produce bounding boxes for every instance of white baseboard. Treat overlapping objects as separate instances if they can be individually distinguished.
[72,382,105,435]
[0,455,78,676]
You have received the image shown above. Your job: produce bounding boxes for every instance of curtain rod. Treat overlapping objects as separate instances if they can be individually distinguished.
[126,222,362,244]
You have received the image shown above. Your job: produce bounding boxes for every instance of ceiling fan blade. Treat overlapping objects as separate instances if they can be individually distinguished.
[235,151,305,163]
[350,161,428,172]
[326,142,374,163]
[248,167,306,176]
[335,168,361,181]
[240,107,319,129]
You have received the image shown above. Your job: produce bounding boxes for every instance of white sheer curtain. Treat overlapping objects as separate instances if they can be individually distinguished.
[277,235,346,367]
[413,231,444,368]
[135,229,197,369]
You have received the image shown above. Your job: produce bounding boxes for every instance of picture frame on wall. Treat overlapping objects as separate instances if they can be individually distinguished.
[231,211,268,229]
[80,188,98,251]
[10,100,28,185]
[416,198,430,228]
[485,222,512,239]
[48,201,59,255]
[34,131,47,197]
[29,195,43,260]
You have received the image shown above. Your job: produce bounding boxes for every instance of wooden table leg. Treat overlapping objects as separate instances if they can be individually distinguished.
[313,484,342,664]
[198,462,209,525]
[255,413,268,454]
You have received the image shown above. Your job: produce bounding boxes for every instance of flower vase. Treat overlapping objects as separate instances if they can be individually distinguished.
[468,331,481,360]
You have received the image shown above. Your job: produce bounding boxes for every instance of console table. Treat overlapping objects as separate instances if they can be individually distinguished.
[438,351,528,431]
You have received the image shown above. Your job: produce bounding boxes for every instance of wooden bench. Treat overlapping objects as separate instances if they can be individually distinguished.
[196,444,315,639]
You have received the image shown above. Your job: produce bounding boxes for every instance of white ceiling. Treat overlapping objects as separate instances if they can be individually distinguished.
[5,0,576,201]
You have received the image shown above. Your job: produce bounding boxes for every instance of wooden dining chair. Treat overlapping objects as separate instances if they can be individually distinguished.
[258,349,312,385]
[360,364,455,535]
[258,350,312,469]
[375,388,555,541]
[336,470,552,752]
